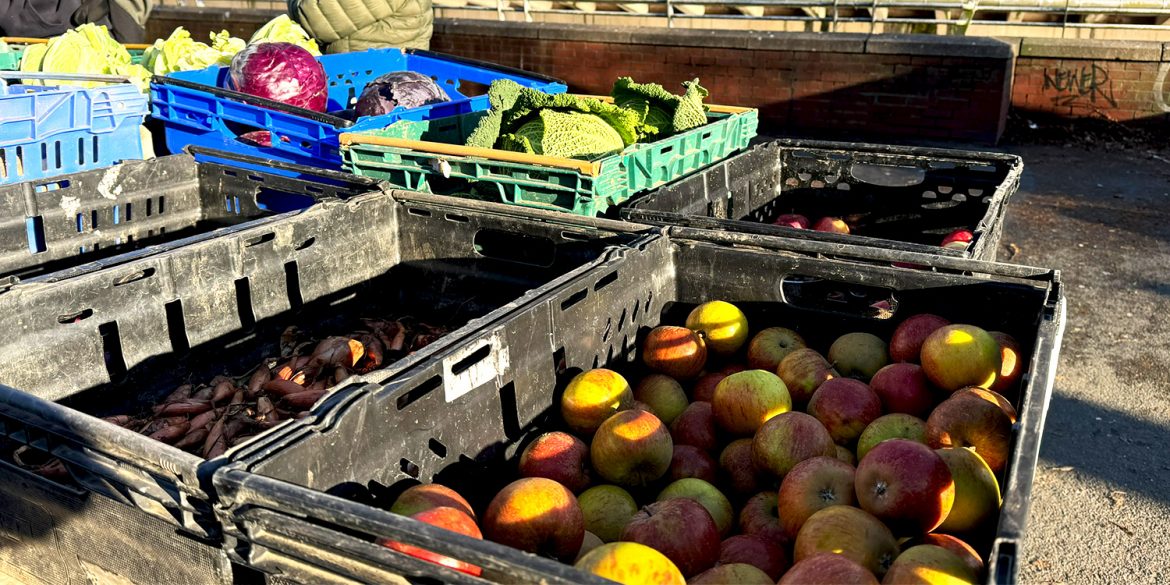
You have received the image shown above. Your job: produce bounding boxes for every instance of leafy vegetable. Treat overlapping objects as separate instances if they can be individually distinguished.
[612,77,709,139]
[249,15,321,56]
[142,28,245,76]
[355,71,450,117]
[19,24,150,90]
[229,42,327,112]
[465,79,640,160]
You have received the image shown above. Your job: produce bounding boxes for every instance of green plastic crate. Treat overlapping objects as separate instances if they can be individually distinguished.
[0,46,142,70]
[340,101,759,217]
[0,46,22,71]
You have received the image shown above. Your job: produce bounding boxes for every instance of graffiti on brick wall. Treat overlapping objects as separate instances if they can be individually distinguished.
[1042,64,1117,108]
[1156,63,1170,113]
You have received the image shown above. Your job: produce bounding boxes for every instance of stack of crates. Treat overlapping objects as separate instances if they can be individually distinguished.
[0,38,1064,585]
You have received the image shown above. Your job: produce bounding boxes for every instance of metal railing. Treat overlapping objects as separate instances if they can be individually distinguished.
[155,0,1170,35]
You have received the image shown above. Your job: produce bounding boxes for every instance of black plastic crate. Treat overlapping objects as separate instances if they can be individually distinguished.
[0,148,370,281]
[620,138,1023,261]
[0,186,648,585]
[211,230,1065,585]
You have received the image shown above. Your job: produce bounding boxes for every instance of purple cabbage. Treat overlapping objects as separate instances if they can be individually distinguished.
[355,71,451,117]
[230,42,328,112]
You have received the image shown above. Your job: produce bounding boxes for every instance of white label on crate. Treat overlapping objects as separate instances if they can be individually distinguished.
[443,331,510,403]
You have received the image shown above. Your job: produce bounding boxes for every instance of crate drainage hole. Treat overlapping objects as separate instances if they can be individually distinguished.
[451,344,491,376]
[165,300,190,353]
[594,271,618,291]
[560,288,587,311]
[427,438,448,458]
[500,381,520,440]
[399,458,420,478]
[99,321,127,381]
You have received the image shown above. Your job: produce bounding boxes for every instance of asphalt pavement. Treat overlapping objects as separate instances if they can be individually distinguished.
[998,144,1170,584]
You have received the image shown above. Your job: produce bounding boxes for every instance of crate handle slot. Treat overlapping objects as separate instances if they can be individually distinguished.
[113,267,155,287]
[56,308,93,323]
[850,163,926,188]
[780,277,898,319]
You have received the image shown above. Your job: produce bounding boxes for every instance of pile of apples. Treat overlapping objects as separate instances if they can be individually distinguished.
[774,213,975,250]
[377,301,1026,585]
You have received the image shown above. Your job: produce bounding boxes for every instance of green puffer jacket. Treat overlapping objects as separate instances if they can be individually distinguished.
[290,0,432,54]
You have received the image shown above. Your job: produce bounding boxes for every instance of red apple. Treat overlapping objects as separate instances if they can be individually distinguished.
[657,478,734,537]
[883,544,979,584]
[519,431,591,493]
[668,444,718,484]
[381,506,482,576]
[591,409,673,487]
[578,484,638,543]
[390,484,475,520]
[856,413,927,461]
[889,314,950,364]
[621,498,720,577]
[752,411,837,479]
[828,332,889,381]
[561,368,634,435]
[807,378,883,445]
[778,348,839,406]
[739,491,790,548]
[926,388,1014,473]
[868,363,934,418]
[920,324,1001,392]
[747,327,808,372]
[691,372,726,403]
[794,505,899,577]
[712,370,792,436]
[482,478,584,562]
[691,564,774,585]
[941,229,975,250]
[855,439,955,534]
[634,374,689,426]
[988,331,1024,397]
[575,542,685,585]
[813,217,850,233]
[777,456,857,539]
[670,401,718,454]
[718,438,763,499]
[774,214,810,230]
[642,326,707,380]
[906,533,985,578]
[779,553,878,585]
[719,534,790,580]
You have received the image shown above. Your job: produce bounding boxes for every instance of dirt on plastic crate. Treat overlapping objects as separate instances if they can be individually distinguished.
[212,230,1066,585]
[621,138,1023,261]
[340,103,759,217]
[0,187,647,585]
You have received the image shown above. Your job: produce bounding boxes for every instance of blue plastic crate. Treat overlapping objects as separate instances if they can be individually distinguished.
[0,81,148,185]
[151,48,567,173]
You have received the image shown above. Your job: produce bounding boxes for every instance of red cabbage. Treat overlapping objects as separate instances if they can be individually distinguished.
[356,71,450,117]
[230,42,327,112]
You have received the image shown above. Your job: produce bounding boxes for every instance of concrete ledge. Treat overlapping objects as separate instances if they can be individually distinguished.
[747,31,866,53]
[1020,37,1163,61]
[866,34,1015,59]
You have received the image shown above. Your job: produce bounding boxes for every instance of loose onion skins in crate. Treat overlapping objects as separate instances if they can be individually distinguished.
[0,185,647,585]
[621,139,1023,260]
[210,231,1065,585]
[0,148,368,280]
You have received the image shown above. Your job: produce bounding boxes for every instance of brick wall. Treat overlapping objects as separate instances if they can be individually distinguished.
[1010,38,1170,126]
[431,22,1014,143]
